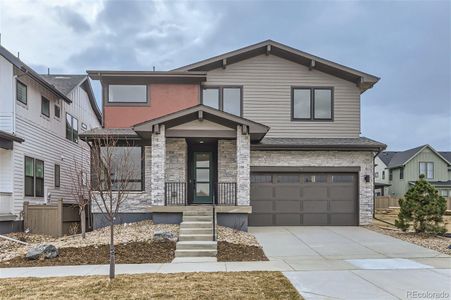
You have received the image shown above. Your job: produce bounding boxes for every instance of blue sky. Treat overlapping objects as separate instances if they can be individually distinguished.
[0,0,449,150]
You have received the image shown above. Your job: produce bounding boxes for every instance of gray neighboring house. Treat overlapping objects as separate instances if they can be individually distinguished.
[0,45,101,233]
[377,145,451,197]
[82,40,386,230]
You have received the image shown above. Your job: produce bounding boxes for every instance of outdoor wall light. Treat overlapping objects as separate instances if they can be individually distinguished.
[364,175,370,183]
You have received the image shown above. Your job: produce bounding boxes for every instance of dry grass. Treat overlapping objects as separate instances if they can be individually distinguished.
[0,272,302,300]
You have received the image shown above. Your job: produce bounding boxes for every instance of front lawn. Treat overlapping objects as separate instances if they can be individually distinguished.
[0,271,302,300]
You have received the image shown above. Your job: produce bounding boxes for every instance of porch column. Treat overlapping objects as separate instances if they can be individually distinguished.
[236,125,250,205]
[151,125,166,206]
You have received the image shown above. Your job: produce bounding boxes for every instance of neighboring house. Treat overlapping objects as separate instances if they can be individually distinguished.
[0,45,101,233]
[377,145,451,197]
[82,40,385,230]
[374,152,396,196]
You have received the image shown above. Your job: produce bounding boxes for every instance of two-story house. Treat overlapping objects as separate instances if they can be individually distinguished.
[0,46,101,233]
[374,152,396,196]
[377,145,451,197]
[82,40,385,231]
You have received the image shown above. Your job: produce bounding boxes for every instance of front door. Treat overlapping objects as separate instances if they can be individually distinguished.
[192,152,213,204]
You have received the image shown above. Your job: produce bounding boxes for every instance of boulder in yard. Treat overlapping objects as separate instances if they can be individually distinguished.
[26,244,59,260]
[153,231,176,241]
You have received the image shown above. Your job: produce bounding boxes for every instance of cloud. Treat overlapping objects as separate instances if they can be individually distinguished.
[55,6,91,33]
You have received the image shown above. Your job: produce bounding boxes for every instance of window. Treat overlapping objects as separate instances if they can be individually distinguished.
[250,174,272,183]
[223,88,241,116]
[54,164,60,188]
[332,175,353,183]
[201,86,242,116]
[41,97,50,117]
[108,85,147,103]
[66,113,78,143]
[277,175,300,183]
[400,168,404,179]
[382,171,385,180]
[95,146,143,191]
[375,172,379,178]
[202,88,219,109]
[439,190,449,197]
[292,87,333,120]
[303,175,327,183]
[24,156,44,197]
[419,162,434,179]
[16,80,27,104]
[54,105,61,118]
[389,170,393,181]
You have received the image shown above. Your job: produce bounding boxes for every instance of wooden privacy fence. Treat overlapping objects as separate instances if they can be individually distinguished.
[23,200,81,237]
[375,196,451,211]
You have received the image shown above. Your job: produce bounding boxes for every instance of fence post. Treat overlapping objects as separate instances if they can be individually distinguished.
[23,201,29,231]
[57,199,63,237]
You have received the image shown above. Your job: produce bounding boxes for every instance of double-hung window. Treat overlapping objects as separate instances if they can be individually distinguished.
[41,97,50,117]
[292,87,333,120]
[66,113,78,143]
[201,86,242,116]
[16,80,27,105]
[54,105,61,118]
[389,170,393,181]
[25,156,44,197]
[419,162,434,179]
[399,168,404,179]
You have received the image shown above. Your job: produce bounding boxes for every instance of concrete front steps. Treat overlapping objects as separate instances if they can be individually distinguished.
[173,207,217,262]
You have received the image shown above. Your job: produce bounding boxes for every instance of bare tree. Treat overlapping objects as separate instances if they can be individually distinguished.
[70,159,90,239]
[89,136,138,279]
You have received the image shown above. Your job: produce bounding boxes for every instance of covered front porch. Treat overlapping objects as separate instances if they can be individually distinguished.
[133,105,269,209]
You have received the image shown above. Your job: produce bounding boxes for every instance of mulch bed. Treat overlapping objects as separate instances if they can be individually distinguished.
[217,241,268,262]
[0,241,175,268]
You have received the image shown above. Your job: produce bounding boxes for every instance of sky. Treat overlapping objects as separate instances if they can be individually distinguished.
[0,0,449,150]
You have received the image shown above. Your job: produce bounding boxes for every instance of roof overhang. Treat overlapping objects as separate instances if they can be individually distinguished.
[173,40,379,93]
[133,104,269,142]
[251,137,386,152]
[0,131,24,150]
[87,70,207,83]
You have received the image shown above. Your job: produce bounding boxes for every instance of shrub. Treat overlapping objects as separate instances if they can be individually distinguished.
[395,174,446,234]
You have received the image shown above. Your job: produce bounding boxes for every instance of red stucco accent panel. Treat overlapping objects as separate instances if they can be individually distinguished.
[104,84,199,128]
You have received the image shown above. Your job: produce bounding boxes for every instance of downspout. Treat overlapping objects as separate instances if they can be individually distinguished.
[12,75,17,133]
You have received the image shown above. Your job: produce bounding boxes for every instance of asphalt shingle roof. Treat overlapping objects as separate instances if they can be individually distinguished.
[387,145,427,168]
[254,137,386,150]
[377,151,398,165]
[41,75,87,95]
[439,152,451,164]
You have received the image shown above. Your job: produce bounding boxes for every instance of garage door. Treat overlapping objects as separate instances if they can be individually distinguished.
[249,173,358,226]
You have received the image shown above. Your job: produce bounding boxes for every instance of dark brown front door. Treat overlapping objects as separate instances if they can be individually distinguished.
[249,173,358,226]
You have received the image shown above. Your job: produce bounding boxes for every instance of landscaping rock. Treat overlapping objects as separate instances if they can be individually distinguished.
[26,244,59,260]
[153,231,176,241]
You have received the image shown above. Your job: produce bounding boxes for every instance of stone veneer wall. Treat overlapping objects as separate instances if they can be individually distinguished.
[218,140,237,182]
[150,125,165,206]
[165,138,187,182]
[250,150,374,225]
[236,126,250,205]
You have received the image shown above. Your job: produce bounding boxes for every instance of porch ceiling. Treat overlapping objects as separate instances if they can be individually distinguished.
[133,104,269,141]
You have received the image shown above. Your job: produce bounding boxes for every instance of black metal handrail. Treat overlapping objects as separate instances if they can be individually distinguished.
[164,182,187,206]
[217,182,237,206]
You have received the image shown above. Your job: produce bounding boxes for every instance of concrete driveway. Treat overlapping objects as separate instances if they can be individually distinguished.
[249,226,451,300]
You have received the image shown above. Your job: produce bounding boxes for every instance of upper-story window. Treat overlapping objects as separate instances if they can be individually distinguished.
[16,80,27,105]
[66,113,78,143]
[292,87,333,121]
[400,168,404,179]
[41,97,50,117]
[54,105,61,118]
[201,86,242,116]
[108,85,147,103]
[419,162,434,179]
[382,171,385,180]
[389,170,393,181]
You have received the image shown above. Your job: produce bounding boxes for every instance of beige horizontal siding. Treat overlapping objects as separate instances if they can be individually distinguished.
[205,54,361,138]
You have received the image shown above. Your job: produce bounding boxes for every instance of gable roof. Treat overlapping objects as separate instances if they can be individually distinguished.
[0,46,71,103]
[378,151,398,166]
[133,104,269,142]
[173,40,379,92]
[41,74,102,124]
[439,152,451,164]
[387,145,451,168]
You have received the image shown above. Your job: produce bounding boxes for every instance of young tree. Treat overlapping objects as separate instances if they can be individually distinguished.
[89,136,138,279]
[395,174,447,234]
[70,159,90,239]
